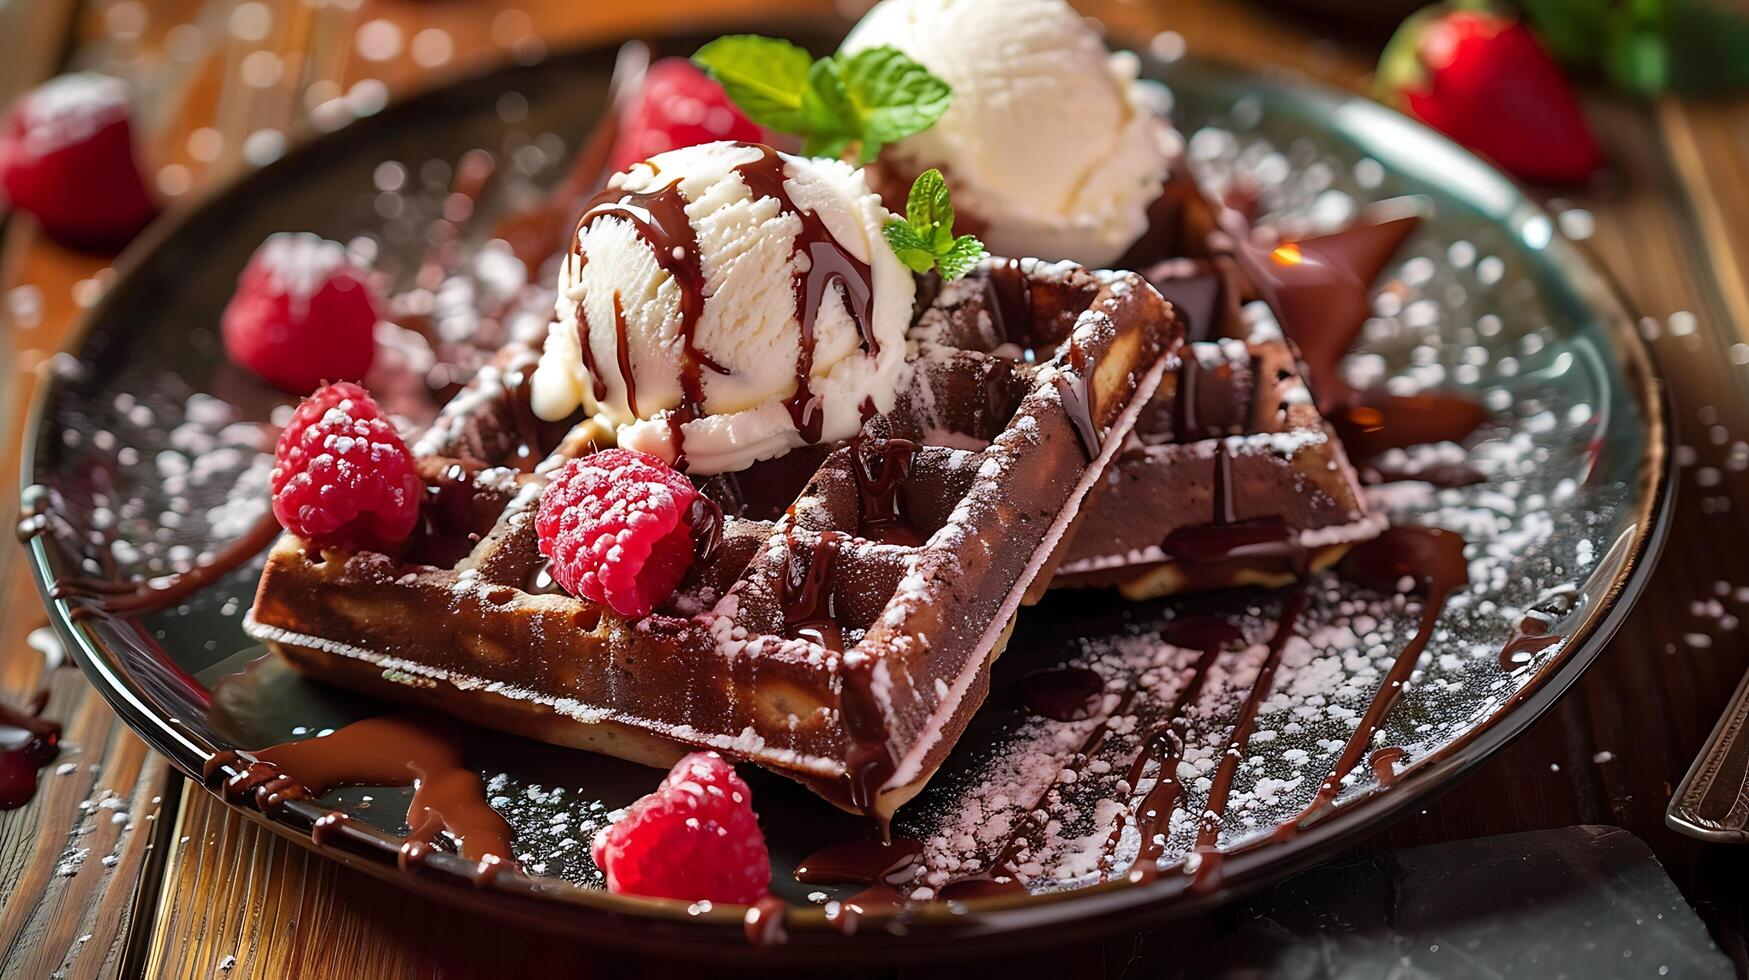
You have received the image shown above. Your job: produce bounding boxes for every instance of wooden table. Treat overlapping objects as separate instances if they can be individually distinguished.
[3,0,1748,975]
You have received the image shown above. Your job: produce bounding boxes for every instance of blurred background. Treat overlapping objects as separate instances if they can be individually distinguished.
[7,0,1749,977]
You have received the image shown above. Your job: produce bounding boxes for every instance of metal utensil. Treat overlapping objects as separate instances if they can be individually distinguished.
[1669,667,1749,841]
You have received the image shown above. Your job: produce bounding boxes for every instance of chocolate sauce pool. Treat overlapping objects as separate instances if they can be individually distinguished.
[205,715,514,873]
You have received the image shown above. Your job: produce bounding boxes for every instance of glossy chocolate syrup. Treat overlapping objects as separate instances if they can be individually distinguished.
[839,661,896,829]
[850,436,922,546]
[795,836,923,887]
[984,258,1035,353]
[569,144,877,458]
[733,146,876,443]
[0,691,61,811]
[793,837,929,933]
[777,530,895,823]
[1159,442,1297,566]
[1499,610,1563,670]
[743,894,789,945]
[573,175,704,458]
[1275,526,1469,837]
[1187,590,1307,893]
[204,715,514,868]
[1369,746,1407,787]
[1151,268,1222,344]
[409,465,491,568]
[501,359,550,473]
[687,495,724,565]
[49,511,282,618]
[781,530,845,651]
[1103,617,1243,882]
[1019,667,1105,723]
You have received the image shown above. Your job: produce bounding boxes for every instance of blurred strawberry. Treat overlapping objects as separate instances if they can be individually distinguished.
[610,58,764,173]
[1377,6,1605,185]
[0,73,156,251]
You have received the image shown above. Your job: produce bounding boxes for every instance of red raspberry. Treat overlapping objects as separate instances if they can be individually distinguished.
[222,233,380,394]
[0,73,156,251]
[592,752,771,904]
[610,59,764,173]
[270,382,421,551]
[535,448,699,618]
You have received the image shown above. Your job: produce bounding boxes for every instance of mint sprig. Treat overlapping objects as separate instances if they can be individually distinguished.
[882,169,986,281]
[694,35,951,164]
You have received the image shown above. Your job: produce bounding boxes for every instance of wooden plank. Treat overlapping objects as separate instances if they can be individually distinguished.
[0,571,179,980]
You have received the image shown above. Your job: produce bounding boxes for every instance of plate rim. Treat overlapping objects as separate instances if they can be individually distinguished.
[17,33,1675,961]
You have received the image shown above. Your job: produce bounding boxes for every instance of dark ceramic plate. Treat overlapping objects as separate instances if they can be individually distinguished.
[21,24,1670,963]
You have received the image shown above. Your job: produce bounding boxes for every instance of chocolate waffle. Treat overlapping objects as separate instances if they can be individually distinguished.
[245,257,1180,822]
[1055,301,1381,599]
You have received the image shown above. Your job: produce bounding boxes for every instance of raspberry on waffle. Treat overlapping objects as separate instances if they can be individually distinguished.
[1055,301,1383,599]
[245,257,1180,823]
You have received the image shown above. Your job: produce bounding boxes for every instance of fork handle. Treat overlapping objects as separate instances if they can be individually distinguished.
[1669,666,1749,841]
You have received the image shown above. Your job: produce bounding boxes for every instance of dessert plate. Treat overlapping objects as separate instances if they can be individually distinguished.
[21,26,1669,961]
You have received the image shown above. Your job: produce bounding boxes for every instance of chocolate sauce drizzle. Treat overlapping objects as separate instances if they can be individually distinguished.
[777,529,896,826]
[1273,526,1468,838]
[570,144,877,462]
[687,495,724,565]
[1369,746,1407,786]
[850,436,922,546]
[1185,591,1306,892]
[48,510,282,618]
[203,715,514,873]
[781,530,845,651]
[1159,442,1296,567]
[1101,617,1244,882]
[1499,610,1563,670]
[0,691,61,811]
[501,358,550,473]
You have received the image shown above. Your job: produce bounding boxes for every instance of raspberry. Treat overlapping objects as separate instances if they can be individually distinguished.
[270,382,421,551]
[0,73,155,251]
[610,59,764,173]
[591,752,771,904]
[222,232,380,394]
[535,449,700,618]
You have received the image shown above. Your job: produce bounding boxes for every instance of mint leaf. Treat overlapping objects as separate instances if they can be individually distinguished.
[799,58,858,159]
[693,35,815,132]
[936,234,987,281]
[905,168,955,250]
[695,34,951,163]
[882,221,937,274]
[837,46,953,162]
[884,168,986,281]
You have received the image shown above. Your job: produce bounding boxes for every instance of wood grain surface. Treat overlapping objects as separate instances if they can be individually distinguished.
[5,0,1749,976]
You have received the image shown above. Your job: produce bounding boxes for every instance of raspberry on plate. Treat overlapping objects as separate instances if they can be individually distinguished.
[270,381,421,551]
[610,59,764,173]
[592,752,771,904]
[535,448,701,619]
[222,232,381,394]
[0,73,156,251]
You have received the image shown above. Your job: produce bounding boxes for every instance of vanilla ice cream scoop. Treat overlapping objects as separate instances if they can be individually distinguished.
[841,0,1171,268]
[530,141,915,474]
